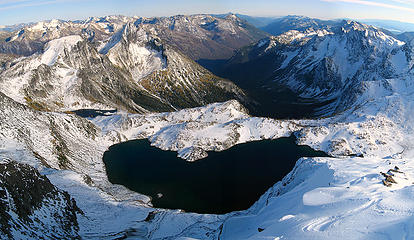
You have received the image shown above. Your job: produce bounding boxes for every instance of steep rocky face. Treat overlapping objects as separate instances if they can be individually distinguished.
[134,14,268,60]
[103,23,247,110]
[0,91,104,172]
[221,20,413,118]
[0,160,81,239]
[0,14,267,61]
[0,23,247,113]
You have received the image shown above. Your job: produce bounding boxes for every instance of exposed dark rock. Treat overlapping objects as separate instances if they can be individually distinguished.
[134,14,268,60]
[0,160,81,239]
[382,180,392,187]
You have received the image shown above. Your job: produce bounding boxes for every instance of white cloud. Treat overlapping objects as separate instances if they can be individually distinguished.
[322,0,414,13]
[0,0,29,4]
[0,1,56,10]
[388,0,414,4]
[0,0,82,11]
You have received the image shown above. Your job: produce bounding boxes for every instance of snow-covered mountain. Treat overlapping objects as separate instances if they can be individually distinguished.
[222,20,413,117]
[133,14,268,60]
[0,16,137,56]
[260,15,338,36]
[0,21,246,113]
[0,14,267,60]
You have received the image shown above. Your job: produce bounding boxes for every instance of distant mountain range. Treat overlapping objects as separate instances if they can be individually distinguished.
[234,14,414,37]
[358,19,414,34]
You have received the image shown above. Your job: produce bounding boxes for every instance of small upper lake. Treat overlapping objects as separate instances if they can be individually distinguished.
[103,136,328,214]
[72,109,117,118]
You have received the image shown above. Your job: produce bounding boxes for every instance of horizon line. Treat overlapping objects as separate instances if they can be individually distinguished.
[1,12,414,28]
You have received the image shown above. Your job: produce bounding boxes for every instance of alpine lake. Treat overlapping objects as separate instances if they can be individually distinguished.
[103,136,328,214]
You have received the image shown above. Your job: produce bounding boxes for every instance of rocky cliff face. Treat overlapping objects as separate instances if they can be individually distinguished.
[0,160,81,239]
[133,14,268,60]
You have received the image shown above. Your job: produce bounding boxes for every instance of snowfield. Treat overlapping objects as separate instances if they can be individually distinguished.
[222,156,414,239]
[2,90,414,239]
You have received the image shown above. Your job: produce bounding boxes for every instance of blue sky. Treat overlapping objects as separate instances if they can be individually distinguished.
[1,0,414,25]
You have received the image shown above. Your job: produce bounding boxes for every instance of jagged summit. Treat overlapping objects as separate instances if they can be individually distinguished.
[221,18,411,118]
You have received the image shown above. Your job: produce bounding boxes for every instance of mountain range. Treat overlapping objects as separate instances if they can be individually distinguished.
[218,19,411,118]
[0,14,255,113]
[1,13,414,239]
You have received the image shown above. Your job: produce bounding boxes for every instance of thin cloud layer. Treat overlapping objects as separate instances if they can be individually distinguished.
[0,0,79,11]
[322,0,414,13]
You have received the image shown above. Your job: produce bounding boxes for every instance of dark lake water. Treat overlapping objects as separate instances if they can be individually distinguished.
[72,109,117,118]
[103,136,328,214]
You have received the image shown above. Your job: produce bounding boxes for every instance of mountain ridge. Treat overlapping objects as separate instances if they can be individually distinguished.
[218,19,411,118]
[0,16,249,114]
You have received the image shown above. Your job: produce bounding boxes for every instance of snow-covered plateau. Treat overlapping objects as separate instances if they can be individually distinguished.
[2,14,414,239]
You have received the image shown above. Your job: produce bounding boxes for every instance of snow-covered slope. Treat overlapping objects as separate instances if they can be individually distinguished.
[0,160,81,239]
[223,20,413,117]
[3,80,414,239]
[221,156,414,240]
[0,24,246,113]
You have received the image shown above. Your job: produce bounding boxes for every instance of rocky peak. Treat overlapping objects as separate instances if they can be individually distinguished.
[340,20,369,32]
[335,20,404,48]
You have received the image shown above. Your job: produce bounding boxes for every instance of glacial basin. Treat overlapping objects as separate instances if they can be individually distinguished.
[103,136,328,214]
